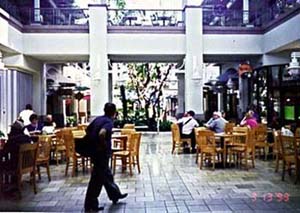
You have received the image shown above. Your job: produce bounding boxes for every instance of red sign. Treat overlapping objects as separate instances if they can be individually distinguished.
[238,63,252,76]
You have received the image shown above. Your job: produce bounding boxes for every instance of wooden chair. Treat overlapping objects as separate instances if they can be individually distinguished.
[36,135,52,181]
[54,130,66,165]
[123,124,135,129]
[230,128,255,170]
[224,122,235,134]
[254,124,272,160]
[171,123,191,154]
[194,127,208,163]
[0,143,38,197]
[197,130,223,170]
[278,133,299,184]
[273,130,282,172]
[112,132,142,176]
[63,130,89,177]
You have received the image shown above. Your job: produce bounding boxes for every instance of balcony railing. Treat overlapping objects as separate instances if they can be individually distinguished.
[107,9,185,27]
[203,3,300,28]
[18,8,89,25]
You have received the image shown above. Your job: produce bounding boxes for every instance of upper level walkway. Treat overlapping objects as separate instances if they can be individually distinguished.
[0,4,300,64]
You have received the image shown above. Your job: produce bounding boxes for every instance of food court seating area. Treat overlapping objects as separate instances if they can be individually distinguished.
[171,122,300,184]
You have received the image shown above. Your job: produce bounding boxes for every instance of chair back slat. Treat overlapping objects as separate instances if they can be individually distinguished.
[224,123,235,134]
[18,143,38,175]
[171,123,180,143]
[279,133,296,157]
[37,135,52,161]
[197,130,216,150]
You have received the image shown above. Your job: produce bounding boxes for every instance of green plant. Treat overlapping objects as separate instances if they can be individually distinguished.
[0,130,5,138]
[159,120,172,131]
[66,116,77,126]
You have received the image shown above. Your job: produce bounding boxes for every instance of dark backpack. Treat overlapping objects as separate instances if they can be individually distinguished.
[75,134,96,157]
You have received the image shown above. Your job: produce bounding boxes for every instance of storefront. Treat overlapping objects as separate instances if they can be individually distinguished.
[251,64,300,128]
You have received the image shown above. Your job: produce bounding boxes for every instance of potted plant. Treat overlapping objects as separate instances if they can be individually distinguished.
[0,130,6,147]
[66,116,77,127]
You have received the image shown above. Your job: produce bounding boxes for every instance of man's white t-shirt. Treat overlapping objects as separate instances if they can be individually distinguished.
[19,109,34,126]
[178,116,199,135]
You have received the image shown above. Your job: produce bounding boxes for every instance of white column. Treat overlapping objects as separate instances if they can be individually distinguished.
[34,0,41,23]
[89,4,109,116]
[184,6,204,115]
[243,0,249,25]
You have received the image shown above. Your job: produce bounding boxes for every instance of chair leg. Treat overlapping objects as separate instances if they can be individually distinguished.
[172,142,175,154]
[31,171,37,194]
[72,157,77,177]
[252,151,255,168]
[200,153,203,169]
[65,159,69,176]
[46,163,51,182]
[282,161,286,181]
[56,150,59,166]
[136,155,141,174]
[265,146,268,161]
[37,165,41,180]
[129,156,133,176]
[275,154,279,172]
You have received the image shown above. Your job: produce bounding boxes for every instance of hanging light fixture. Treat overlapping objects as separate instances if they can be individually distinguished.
[286,52,300,78]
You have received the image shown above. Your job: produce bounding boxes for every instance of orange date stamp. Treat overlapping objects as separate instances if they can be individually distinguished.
[251,192,290,202]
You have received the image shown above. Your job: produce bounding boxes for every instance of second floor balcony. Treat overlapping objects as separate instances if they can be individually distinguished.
[1,3,300,34]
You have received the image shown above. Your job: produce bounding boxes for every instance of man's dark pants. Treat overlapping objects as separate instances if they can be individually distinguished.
[181,131,196,152]
[84,153,121,209]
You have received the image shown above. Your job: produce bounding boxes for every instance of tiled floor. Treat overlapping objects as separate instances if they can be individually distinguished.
[1,132,300,212]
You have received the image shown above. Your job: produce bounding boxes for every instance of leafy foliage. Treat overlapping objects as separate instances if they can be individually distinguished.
[0,130,5,138]
[127,63,173,120]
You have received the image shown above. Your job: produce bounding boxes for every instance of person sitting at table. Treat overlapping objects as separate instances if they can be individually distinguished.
[240,111,258,129]
[177,110,199,153]
[204,111,226,133]
[1,120,33,187]
[42,114,56,134]
[24,114,43,135]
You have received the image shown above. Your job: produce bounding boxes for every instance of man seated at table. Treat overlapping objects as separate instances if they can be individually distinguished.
[177,110,199,153]
[24,114,43,135]
[204,111,226,133]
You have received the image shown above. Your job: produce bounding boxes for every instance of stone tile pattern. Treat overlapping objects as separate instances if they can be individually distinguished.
[1,132,300,212]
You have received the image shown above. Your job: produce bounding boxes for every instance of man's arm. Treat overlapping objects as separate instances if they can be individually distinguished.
[97,128,108,151]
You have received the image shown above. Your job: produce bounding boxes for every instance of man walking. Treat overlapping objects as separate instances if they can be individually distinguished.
[84,103,127,211]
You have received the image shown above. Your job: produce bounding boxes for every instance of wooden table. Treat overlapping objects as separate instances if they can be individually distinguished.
[215,132,247,168]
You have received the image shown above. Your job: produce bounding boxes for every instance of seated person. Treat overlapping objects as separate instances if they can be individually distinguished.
[42,114,56,134]
[177,110,199,153]
[204,111,226,133]
[1,120,32,172]
[240,111,258,129]
[24,114,43,135]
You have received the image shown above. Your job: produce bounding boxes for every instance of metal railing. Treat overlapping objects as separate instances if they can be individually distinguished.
[202,3,300,27]
[13,8,89,25]
[107,9,185,27]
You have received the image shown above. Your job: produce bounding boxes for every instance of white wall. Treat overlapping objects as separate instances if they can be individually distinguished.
[0,10,23,53]
[264,14,300,53]
[23,33,89,56]
[107,34,186,55]
[203,34,264,54]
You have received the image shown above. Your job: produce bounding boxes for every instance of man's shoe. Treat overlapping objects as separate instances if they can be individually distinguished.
[112,193,128,204]
[84,206,104,212]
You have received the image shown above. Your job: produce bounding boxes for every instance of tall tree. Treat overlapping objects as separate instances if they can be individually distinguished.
[127,63,172,121]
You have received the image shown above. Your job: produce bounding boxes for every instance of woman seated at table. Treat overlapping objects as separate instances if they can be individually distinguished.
[240,111,258,129]
[24,114,43,135]
[42,114,56,134]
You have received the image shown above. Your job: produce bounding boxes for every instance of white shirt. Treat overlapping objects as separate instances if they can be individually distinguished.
[178,116,199,135]
[19,109,34,126]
